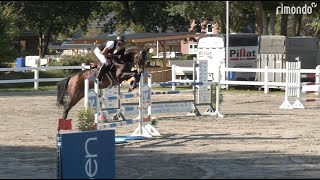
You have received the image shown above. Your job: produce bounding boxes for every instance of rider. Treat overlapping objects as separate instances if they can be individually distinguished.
[94,35,126,83]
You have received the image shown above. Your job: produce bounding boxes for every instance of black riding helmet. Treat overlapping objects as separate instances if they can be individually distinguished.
[117,35,126,42]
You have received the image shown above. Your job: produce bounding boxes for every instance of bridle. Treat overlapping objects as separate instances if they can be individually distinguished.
[134,51,146,72]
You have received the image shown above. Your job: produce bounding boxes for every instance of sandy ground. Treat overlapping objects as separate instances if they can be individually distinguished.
[1,89,320,179]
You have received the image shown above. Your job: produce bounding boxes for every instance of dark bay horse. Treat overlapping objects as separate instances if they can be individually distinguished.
[56,47,150,120]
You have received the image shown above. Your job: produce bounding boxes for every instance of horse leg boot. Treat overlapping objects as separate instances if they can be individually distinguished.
[129,71,142,92]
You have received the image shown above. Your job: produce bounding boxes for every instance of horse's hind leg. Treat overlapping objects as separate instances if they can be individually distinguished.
[62,88,85,120]
[62,98,72,120]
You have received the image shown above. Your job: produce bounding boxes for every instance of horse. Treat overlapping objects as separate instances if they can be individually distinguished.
[56,47,150,120]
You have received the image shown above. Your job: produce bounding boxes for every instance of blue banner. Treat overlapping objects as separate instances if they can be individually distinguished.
[58,130,115,179]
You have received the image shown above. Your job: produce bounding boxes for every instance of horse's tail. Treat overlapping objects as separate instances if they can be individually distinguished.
[56,77,71,107]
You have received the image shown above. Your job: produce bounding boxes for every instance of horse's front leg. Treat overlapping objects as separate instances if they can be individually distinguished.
[119,70,141,92]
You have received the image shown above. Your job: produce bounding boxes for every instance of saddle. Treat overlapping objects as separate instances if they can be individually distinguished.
[90,62,115,72]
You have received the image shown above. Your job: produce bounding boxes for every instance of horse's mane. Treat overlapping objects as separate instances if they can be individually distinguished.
[123,46,140,62]
[124,46,140,55]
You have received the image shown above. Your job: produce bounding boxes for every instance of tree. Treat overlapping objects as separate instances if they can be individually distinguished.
[305,2,320,37]
[166,1,255,34]
[98,1,190,33]
[12,1,102,58]
[261,1,281,35]
[0,2,21,67]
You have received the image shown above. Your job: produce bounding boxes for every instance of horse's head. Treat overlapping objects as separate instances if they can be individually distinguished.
[133,48,150,72]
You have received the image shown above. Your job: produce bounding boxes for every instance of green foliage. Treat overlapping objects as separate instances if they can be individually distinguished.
[49,52,98,66]
[47,52,98,74]
[211,85,223,108]
[167,1,257,33]
[130,22,145,33]
[151,119,158,126]
[184,54,197,60]
[77,108,95,131]
[11,1,102,57]
[0,2,21,67]
[115,23,128,35]
[98,1,190,33]
[306,15,320,37]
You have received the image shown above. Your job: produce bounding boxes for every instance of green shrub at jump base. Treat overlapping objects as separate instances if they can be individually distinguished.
[77,108,96,131]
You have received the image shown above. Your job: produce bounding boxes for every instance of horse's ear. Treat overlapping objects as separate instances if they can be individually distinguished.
[142,48,150,54]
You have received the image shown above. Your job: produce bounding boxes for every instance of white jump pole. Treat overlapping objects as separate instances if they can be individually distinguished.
[84,79,89,109]
[225,1,229,89]
[213,65,224,117]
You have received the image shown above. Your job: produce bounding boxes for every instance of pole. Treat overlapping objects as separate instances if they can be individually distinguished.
[225,1,229,89]
[157,41,159,57]
[172,64,176,90]
[138,68,143,135]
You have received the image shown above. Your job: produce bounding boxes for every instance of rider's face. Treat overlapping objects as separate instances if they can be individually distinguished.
[118,40,125,46]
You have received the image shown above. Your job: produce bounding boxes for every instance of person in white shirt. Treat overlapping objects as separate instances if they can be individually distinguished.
[94,35,126,83]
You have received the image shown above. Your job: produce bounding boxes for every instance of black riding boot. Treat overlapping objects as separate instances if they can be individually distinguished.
[97,62,108,83]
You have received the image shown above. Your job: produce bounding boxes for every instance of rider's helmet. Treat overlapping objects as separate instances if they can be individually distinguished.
[116,35,126,43]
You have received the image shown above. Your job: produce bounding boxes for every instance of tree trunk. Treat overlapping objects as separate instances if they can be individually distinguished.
[121,1,136,24]
[220,14,226,34]
[295,14,302,36]
[255,1,263,34]
[41,21,53,58]
[269,12,276,35]
[38,33,43,58]
[38,23,43,58]
[280,14,288,36]
[314,28,319,37]
[262,10,268,35]
[291,15,297,36]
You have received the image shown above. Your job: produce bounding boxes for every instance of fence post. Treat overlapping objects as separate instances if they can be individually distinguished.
[171,64,176,90]
[264,66,269,94]
[316,65,320,96]
[148,73,152,119]
[34,58,39,90]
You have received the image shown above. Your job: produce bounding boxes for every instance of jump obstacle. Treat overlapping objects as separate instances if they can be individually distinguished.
[104,59,223,118]
[84,71,161,138]
[84,60,224,136]
[279,61,320,109]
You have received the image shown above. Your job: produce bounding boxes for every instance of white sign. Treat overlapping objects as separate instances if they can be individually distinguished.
[25,56,40,67]
[228,46,258,81]
[88,90,97,108]
[142,85,151,109]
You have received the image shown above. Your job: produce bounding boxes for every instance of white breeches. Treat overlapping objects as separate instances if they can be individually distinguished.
[94,47,107,63]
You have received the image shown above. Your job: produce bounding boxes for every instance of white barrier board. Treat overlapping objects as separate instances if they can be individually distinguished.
[121,101,193,116]
[102,86,119,109]
[301,85,320,92]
